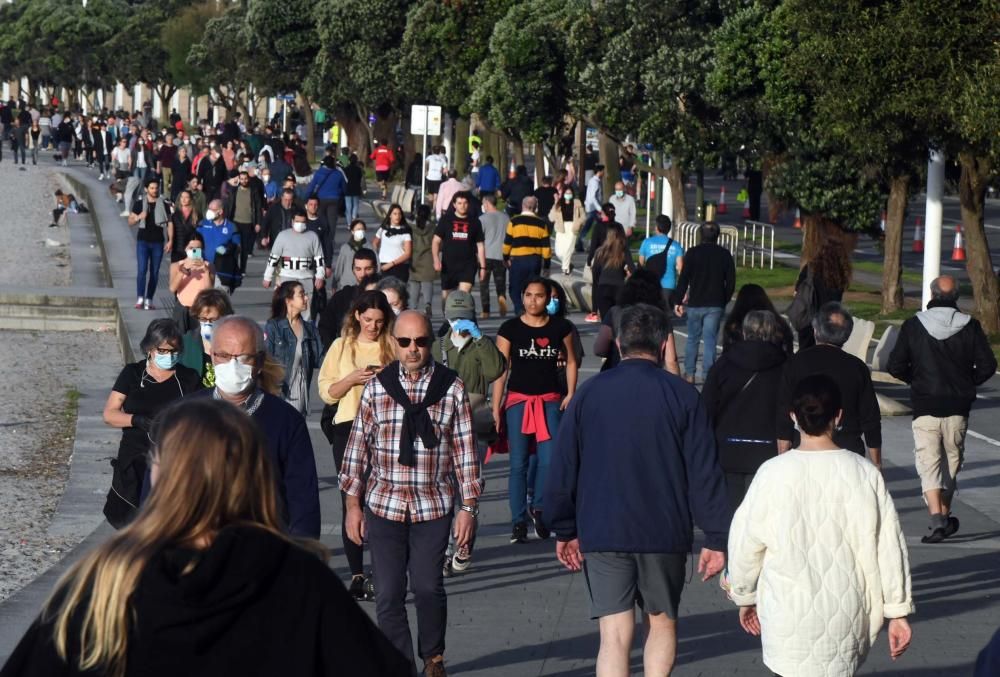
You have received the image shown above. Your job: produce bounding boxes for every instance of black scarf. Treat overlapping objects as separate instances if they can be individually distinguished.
[926,298,959,310]
[376,361,457,467]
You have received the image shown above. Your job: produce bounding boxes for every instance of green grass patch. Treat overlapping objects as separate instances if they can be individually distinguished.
[853,260,922,285]
[735,264,800,290]
[773,238,802,254]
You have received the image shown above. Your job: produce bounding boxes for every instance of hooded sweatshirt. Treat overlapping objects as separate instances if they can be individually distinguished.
[701,340,787,474]
[1,526,412,677]
[887,302,997,418]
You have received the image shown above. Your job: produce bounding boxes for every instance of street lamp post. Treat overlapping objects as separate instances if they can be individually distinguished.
[922,150,945,309]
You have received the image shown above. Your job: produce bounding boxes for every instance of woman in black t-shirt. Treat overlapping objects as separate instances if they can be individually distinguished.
[492,277,578,544]
[102,319,201,528]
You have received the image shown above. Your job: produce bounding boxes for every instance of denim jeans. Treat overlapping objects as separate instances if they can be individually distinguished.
[684,306,724,378]
[345,195,360,222]
[506,400,561,526]
[136,240,164,299]
[134,166,147,182]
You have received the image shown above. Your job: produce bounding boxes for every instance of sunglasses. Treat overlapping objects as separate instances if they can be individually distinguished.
[395,336,431,348]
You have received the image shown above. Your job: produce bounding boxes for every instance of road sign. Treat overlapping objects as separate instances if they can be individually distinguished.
[276,93,296,101]
[410,105,442,136]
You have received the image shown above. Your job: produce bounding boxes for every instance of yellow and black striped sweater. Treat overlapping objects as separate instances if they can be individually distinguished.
[502,214,551,263]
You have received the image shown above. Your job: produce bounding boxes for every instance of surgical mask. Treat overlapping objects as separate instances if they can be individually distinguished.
[199,321,214,343]
[615,190,624,198]
[186,247,203,260]
[292,220,307,233]
[205,209,217,221]
[214,358,254,395]
[262,173,271,183]
[450,332,472,351]
[546,298,560,315]
[563,193,572,202]
[352,230,366,242]
[151,352,179,370]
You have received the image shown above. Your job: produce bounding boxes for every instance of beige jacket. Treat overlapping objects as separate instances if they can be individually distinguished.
[549,199,586,234]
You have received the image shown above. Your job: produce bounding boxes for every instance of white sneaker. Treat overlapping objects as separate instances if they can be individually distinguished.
[98,173,104,180]
[451,545,472,572]
[120,210,128,217]
[143,299,151,310]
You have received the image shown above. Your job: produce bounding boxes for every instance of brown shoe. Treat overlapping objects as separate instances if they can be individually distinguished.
[498,296,508,317]
[424,655,447,677]
[481,311,491,320]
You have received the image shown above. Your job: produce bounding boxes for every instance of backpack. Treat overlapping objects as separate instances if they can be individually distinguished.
[643,237,673,281]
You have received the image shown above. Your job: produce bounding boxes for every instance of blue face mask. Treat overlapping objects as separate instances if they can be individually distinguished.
[546,298,560,315]
[152,352,179,370]
[186,247,203,260]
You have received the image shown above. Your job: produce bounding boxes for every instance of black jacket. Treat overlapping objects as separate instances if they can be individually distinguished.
[263,202,294,242]
[775,344,882,454]
[318,284,361,352]
[887,305,997,418]
[224,185,264,226]
[1,526,411,677]
[672,243,736,308]
[702,340,786,474]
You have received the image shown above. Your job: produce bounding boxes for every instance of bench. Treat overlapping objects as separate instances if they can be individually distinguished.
[371,183,405,219]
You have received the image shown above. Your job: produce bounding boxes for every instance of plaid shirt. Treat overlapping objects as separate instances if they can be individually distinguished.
[339,362,483,523]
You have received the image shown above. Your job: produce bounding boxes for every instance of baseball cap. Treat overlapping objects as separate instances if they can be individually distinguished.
[444,291,476,321]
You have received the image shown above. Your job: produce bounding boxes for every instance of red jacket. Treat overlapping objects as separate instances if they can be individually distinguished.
[370,146,395,172]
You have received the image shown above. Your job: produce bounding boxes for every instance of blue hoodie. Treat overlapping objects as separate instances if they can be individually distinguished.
[306,165,347,200]
[544,358,731,553]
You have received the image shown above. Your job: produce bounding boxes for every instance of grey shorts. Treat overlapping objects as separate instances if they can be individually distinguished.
[583,552,687,619]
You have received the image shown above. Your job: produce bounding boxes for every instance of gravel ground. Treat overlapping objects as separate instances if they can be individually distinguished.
[0,157,70,287]
[0,329,119,602]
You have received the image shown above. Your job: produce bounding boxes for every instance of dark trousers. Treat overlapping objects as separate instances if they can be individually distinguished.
[320,197,341,233]
[234,221,254,274]
[367,509,452,667]
[595,283,621,319]
[725,471,755,512]
[508,254,542,315]
[331,421,365,576]
[480,258,507,312]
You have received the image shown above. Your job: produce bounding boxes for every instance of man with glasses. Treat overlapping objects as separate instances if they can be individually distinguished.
[341,310,483,677]
[204,315,321,538]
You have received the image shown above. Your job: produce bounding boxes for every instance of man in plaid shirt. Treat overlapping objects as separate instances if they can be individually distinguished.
[341,310,483,677]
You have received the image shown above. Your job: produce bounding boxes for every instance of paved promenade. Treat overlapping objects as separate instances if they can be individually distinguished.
[1,164,999,674]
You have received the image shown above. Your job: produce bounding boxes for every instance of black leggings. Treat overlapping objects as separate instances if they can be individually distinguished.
[331,421,365,576]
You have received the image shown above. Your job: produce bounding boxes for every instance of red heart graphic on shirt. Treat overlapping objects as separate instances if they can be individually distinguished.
[536,337,550,348]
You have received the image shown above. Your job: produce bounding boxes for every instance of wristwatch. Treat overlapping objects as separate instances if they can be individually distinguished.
[459,503,479,517]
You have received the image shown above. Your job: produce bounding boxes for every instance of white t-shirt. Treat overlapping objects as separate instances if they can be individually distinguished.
[426,154,447,181]
[376,227,411,264]
[112,146,131,168]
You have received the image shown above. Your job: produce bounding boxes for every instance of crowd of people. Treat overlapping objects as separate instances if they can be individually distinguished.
[3,104,1000,677]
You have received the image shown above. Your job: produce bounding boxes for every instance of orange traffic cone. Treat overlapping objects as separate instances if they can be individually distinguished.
[793,207,802,229]
[951,224,966,261]
[742,198,750,218]
[717,186,728,214]
[912,217,924,253]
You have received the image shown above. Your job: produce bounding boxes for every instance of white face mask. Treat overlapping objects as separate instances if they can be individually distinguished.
[214,358,254,395]
[352,230,365,242]
[262,174,270,183]
[450,332,472,351]
[205,208,217,221]
[199,321,214,343]
[292,220,307,233]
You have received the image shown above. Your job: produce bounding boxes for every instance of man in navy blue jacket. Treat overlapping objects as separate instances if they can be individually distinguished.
[544,303,731,676]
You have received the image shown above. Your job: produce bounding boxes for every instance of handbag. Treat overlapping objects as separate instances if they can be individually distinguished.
[786,267,816,331]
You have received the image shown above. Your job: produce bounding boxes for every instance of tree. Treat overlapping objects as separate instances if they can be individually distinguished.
[161,2,221,101]
[309,0,410,154]
[187,3,260,119]
[107,0,198,122]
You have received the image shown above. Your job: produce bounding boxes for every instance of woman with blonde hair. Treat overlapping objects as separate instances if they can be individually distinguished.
[1,399,411,676]
[316,290,395,599]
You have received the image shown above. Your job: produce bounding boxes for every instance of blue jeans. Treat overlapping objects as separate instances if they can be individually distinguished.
[506,400,561,526]
[684,306,724,378]
[345,195,360,222]
[508,255,542,316]
[134,166,147,182]
[580,210,600,240]
[136,240,164,299]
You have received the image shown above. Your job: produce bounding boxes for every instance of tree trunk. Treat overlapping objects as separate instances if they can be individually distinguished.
[598,130,620,199]
[958,154,1000,334]
[298,93,316,164]
[881,174,909,313]
[534,143,546,187]
[454,116,470,177]
[665,163,687,223]
[575,120,586,191]
[512,138,525,166]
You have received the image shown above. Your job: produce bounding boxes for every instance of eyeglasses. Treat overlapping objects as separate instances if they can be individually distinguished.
[153,346,179,355]
[395,336,431,348]
[213,351,259,365]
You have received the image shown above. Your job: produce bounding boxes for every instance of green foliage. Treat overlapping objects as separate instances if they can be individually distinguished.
[187,4,258,108]
[244,0,320,95]
[161,3,220,97]
[468,0,582,142]
[308,0,410,113]
[396,0,515,113]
